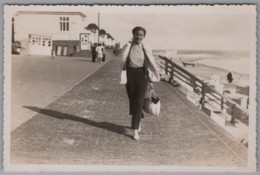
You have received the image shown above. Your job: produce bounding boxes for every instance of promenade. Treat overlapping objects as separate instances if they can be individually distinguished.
[11,55,104,131]
[11,53,248,166]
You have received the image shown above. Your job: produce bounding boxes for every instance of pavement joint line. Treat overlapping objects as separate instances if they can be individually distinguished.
[170,83,248,166]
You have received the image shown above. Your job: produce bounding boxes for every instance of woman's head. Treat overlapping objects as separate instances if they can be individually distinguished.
[132,26,146,44]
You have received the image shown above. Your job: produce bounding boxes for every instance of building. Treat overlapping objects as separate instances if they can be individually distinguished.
[14,11,91,56]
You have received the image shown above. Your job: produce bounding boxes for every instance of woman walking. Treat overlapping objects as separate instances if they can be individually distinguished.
[96,44,103,63]
[120,26,160,140]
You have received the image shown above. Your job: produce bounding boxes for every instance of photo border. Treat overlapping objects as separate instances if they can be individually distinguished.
[1,0,259,174]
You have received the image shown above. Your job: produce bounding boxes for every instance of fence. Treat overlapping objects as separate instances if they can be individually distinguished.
[157,56,249,126]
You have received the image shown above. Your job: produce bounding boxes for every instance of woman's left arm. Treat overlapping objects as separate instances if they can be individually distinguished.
[143,43,160,82]
[145,46,159,72]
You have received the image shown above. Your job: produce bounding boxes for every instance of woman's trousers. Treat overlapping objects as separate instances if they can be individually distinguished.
[126,67,148,130]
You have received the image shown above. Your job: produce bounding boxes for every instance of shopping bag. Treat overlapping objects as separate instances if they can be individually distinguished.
[143,84,161,117]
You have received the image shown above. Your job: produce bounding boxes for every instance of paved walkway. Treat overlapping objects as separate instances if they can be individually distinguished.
[11,55,104,131]
[11,54,247,166]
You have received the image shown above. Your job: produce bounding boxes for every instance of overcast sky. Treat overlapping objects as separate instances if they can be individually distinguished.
[7,5,256,51]
[86,12,255,51]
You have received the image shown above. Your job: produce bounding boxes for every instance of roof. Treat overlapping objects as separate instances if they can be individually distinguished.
[16,11,87,18]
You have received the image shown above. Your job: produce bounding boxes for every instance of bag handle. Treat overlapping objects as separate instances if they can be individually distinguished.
[148,83,157,97]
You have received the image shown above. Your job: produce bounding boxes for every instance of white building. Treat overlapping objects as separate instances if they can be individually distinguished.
[88,31,98,45]
[14,11,92,56]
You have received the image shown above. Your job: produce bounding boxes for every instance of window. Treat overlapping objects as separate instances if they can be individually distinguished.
[31,36,51,47]
[60,17,69,31]
[31,37,40,45]
[42,38,46,46]
[48,40,51,47]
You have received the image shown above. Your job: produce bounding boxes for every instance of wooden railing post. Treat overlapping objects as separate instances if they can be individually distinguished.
[221,97,224,110]
[191,78,196,92]
[201,84,206,108]
[169,61,174,83]
[230,104,236,124]
[165,59,169,75]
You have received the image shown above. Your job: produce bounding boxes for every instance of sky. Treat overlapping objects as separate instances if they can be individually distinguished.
[6,5,256,51]
[85,12,255,51]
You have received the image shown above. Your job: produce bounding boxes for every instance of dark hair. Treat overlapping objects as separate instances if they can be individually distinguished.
[132,26,146,36]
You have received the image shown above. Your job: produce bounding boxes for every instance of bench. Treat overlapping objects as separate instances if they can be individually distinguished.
[182,61,196,67]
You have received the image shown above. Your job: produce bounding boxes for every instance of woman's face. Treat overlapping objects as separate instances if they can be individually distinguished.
[133,30,145,44]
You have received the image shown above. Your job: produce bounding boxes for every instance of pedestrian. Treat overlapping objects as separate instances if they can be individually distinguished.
[91,43,97,62]
[227,72,233,83]
[95,44,103,63]
[51,49,55,59]
[120,26,160,140]
[113,48,116,55]
[113,48,119,56]
[101,46,106,63]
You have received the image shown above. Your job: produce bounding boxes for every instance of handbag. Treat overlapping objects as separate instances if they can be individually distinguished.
[143,83,161,117]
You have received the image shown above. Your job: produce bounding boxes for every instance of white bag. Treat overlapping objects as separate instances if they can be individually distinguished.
[143,84,161,117]
[119,70,127,84]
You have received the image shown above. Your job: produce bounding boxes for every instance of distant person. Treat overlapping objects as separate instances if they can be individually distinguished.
[113,48,117,55]
[113,48,119,56]
[91,43,97,62]
[95,44,103,63]
[51,49,55,59]
[102,46,106,63]
[120,26,160,140]
[227,72,233,83]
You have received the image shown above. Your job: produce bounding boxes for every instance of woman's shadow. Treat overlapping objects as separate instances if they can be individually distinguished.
[23,106,133,139]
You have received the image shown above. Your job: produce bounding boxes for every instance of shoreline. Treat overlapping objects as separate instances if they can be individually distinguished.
[197,63,250,77]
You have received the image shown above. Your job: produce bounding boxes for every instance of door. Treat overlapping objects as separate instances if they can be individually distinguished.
[63,46,68,56]
[28,35,52,56]
[80,34,90,50]
[57,46,62,56]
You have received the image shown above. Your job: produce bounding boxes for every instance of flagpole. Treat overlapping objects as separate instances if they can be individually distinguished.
[98,12,100,44]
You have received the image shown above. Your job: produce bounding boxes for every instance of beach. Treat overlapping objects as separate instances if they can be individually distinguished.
[153,50,250,96]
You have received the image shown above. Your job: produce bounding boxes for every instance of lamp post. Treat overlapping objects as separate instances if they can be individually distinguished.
[98,12,100,44]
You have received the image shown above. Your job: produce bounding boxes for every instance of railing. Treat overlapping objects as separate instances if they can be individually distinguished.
[157,56,249,126]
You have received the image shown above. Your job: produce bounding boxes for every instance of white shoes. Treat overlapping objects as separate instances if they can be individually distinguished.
[133,130,140,140]
[133,122,142,140]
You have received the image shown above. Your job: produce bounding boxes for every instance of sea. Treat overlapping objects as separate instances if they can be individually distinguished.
[152,50,251,75]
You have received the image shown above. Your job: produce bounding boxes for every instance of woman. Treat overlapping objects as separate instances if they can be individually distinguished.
[120,26,160,140]
[95,44,103,63]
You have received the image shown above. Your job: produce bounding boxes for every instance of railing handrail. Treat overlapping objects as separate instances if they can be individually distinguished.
[158,55,249,116]
[159,56,204,84]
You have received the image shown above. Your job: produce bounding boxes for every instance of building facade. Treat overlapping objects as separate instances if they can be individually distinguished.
[14,11,91,56]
